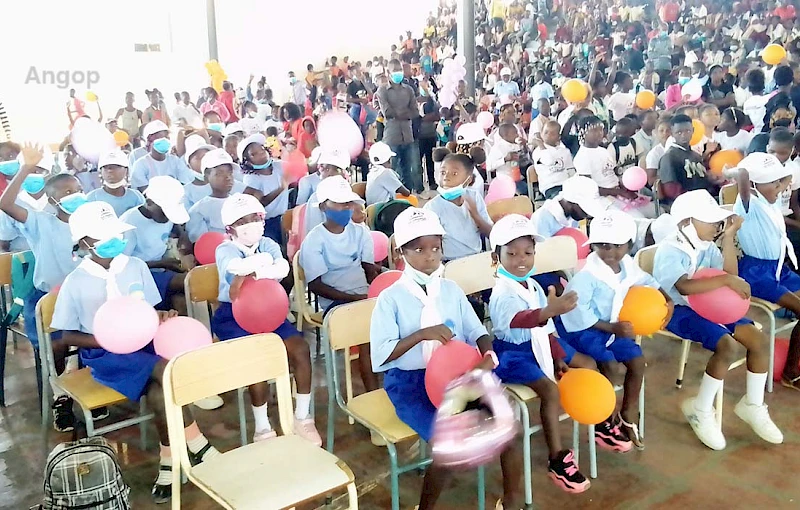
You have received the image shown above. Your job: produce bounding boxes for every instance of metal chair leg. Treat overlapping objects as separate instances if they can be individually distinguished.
[639,376,645,439]
[676,340,691,388]
[572,421,579,466]
[588,425,597,479]
[477,465,486,510]
[388,443,401,510]
[237,388,247,447]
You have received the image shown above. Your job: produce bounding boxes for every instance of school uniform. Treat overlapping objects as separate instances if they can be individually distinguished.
[529,199,578,238]
[0,192,50,252]
[75,170,101,193]
[424,189,491,261]
[130,154,194,189]
[366,166,404,206]
[86,188,146,217]
[183,181,245,209]
[120,207,175,301]
[296,172,322,205]
[242,162,290,244]
[50,255,162,401]
[187,196,227,243]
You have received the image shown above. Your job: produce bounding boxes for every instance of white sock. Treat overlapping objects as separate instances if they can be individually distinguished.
[695,373,723,412]
[746,371,767,406]
[252,402,272,433]
[156,445,172,485]
[295,393,311,420]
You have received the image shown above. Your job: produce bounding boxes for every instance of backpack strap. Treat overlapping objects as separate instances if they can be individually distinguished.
[4,251,35,327]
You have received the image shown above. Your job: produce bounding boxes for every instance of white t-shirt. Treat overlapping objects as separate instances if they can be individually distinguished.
[531,144,576,193]
[172,103,203,128]
[645,144,666,170]
[781,158,800,215]
[606,92,635,122]
[743,94,768,133]
[574,146,618,188]
[712,130,754,153]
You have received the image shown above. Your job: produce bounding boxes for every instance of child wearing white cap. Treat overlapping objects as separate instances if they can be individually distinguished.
[488,214,591,494]
[0,145,51,252]
[365,141,410,205]
[295,146,324,205]
[130,120,194,191]
[239,133,290,243]
[557,209,671,451]
[652,189,782,450]
[302,150,358,235]
[186,149,237,242]
[370,207,524,509]
[181,134,217,209]
[86,150,145,217]
[51,201,220,503]
[530,175,611,238]
[211,193,321,445]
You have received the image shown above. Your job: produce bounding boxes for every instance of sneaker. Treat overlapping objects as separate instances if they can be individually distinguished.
[294,417,322,446]
[52,396,75,433]
[192,395,224,410]
[734,396,784,444]
[253,429,277,442]
[682,398,726,451]
[618,413,644,450]
[91,407,110,421]
[547,450,590,494]
[594,418,632,453]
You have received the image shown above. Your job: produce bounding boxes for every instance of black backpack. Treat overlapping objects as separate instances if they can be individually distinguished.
[373,199,413,238]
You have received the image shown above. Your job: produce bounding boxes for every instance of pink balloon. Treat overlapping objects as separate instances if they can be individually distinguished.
[368,270,403,298]
[93,296,160,354]
[71,119,117,165]
[154,316,213,360]
[486,174,515,202]
[371,230,389,262]
[687,268,750,324]
[317,111,364,160]
[282,150,308,184]
[622,166,647,191]
[454,54,467,67]
[477,111,495,130]
[555,227,590,259]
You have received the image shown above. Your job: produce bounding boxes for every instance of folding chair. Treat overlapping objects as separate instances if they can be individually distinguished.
[486,196,534,223]
[442,252,496,296]
[719,183,738,206]
[352,182,367,200]
[280,208,294,244]
[324,300,485,510]
[164,333,358,510]
[526,166,540,201]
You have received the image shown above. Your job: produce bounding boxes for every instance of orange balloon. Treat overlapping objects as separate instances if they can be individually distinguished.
[397,194,419,206]
[635,90,656,109]
[709,150,744,175]
[113,130,129,147]
[689,119,705,146]
[762,44,787,66]
[562,79,588,103]
[558,368,616,425]
[617,286,669,336]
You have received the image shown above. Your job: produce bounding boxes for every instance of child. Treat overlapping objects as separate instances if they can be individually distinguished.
[633,110,658,163]
[487,123,524,181]
[265,126,283,159]
[366,141,410,205]
[0,146,51,252]
[712,107,753,153]
[182,134,217,209]
[202,111,225,148]
[51,201,220,503]
[303,150,354,235]
[64,145,101,193]
[644,115,672,185]
[530,120,575,199]
[87,150,145,217]
[529,175,610,238]
[334,82,349,112]
[187,149,236,242]
[606,72,636,123]
[557,209,671,449]
[488,214,590,493]
[658,114,720,203]
[210,193,320,444]
[239,133,290,244]
[609,117,644,174]
[653,189,782,450]
[437,107,453,145]
[527,97,553,142]
[130,120,194,191]
[370,207,523,509]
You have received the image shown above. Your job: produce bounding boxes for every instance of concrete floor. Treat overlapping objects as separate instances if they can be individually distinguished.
[2,320,800,510]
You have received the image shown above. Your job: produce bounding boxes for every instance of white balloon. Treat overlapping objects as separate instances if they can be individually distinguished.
[454,54,467,67]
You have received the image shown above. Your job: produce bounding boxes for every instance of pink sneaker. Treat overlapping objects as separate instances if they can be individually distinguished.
[547,450,590,494]
[253,429,277,443]
[294,418,322,446]
[594,419,633,453]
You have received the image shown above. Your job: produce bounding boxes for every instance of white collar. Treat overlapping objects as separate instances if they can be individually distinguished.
[78,255,131,300]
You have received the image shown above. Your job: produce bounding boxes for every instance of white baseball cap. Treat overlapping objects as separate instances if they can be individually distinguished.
[201,148,234,172]
[142,120,169,140]
[559,176,612,218]
[490,214,544,249]
[650,213,678,243]
[586,209,637,245]
[316,175,363,204]
[309,146,324,165]
[369,142,396,164]
[221,193,264,226]
[738,152,792,184]
[500,67,512,76]
[69,201,134,243]
[97,150,129,169]
[455,123,487,144]
[671,189,734,224]
[318,147,351,170]
[143,176,190,224]
[394,207,446,248]
[223,122,244,137]
[184,134,216,165]
[18,146,55,172]
[237,133,267,162]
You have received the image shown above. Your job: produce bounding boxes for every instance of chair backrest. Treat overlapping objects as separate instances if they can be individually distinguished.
[365,203,378,230]
[35,291,60,377]
[526,166,539,201]
[634,245,658,276]
[184,264,219,329]
[487,196,534,222]
[533,236,579,275]
[387,235,398,270]
[326,299,376,351]
[720,183,738,205]
[0,252,12,287]
[281,208,294,236]
[352,182,367,200]
[292,250,316,321]
[443,251,495,295]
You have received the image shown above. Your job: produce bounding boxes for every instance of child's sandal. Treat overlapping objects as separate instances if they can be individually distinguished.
[781,374,800,391]
[618,415,644,450]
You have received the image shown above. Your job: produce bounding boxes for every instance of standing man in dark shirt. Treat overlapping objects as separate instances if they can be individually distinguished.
[659,115,721,203]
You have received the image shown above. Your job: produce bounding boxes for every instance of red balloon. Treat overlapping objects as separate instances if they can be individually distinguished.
[555,227,590,259]
[232,278,290,334]
[425,340,482,407]
[367,270,402,298]
[194,232,226,265]
[687,268,750,324]
[282,150,308,185]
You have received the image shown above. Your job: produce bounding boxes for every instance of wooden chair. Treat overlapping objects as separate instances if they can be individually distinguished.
[280,208,294,244]
[365,203,378,230]
[387,235,398,270]
[442,252,495,296]
[164,333,358,510]
[719,183,738,206]
[526,165,540,201]
[293,251,324,356]
[36,291,153,441]
[486,196,534,222]
[351,182,367,200]
[184,264,219,331]
[534,236,579,276]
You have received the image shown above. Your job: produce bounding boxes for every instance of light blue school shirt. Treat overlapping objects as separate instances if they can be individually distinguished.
[489,279,554,344]
[366,168,404,205]
[120,207,173,262]
[652,240,723,307]
[51,257,161,334]
[560,264,659,333]
[86,188,145,217]
[242,162,289,219]
[75,171,101,193]
[17,210,79,292]
[424,189,491,260]
[0,195,51,252]
[215,238,284,303]
[734,195,783,261]
[370,278,488,372]
[299,222,373,309]
[303,193,324,235]
[187,196,227,243]
[184,181,245,210]
[529,201,577,238]
[296,172,321,205]
[130,154,194,189]
[128,147,147,168]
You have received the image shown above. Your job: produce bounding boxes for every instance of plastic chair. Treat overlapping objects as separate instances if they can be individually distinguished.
[486,196,534,222]
[526,165,540,201]
[164,333,358,510]
[352,182,367,200]
[324,300,485,510]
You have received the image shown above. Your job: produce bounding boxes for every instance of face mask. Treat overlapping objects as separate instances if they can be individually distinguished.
[56,192,88,214]
[152,138,171,154]
[208,123,224,133]
[403,259,444,286]
[680,222,713,250]
[678,76,691,85]
[247,111,257,118]
[193,171,206,181]
[290,77,298,85]
[21,174,46,194]
[0,160,20,177]
[390,72,404,84]
[497,265,536,282]
[104,179,128,190]
[251,160,272,170]
[88,236,128,259]
[234,221,264,246]
[437,184,466,201]
[324,208,352,227]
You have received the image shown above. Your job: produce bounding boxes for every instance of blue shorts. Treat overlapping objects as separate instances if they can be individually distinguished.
[532,272,561,292]
[492,338,575,384]
[739,255,800,304]
[263,215,283,245]
[149,269,177,309]
[24,288,62,350]
[666,305,753,352]
[211,302,301,341]
[80,344,160,402]
[383,368,436,442]
[555,318,642,364]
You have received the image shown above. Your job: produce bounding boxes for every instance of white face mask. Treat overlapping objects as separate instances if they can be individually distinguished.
[680,222,714,250]
[104,179,128,190]
[233,221,264,247]
[247,111,257,118]
[192,171,206,181]
[403,258,443,286]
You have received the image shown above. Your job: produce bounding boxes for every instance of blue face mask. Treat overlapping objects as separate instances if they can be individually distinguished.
[89,237,128,259]
[0,160,20,177]
[678,76,691,85]
[324,208,353,227]
[390,72,404,84]
[290,77,297,85]
[251,159,272,170]
[207,123,224,133]
[152,138,171,154]
[57,193,88,214]
[497,265,536,282]
[437,184,466,201]
[21,174,46,194]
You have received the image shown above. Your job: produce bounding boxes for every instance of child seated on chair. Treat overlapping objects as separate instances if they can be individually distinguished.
[0,143,48,252]
[556,210,672,451]
[300,176,380,391]
[365,142,410,206]
[50,201,220,504]
[210,193,320,445]
[187,149,236,242]
[530,120,575,200]
[295,146,323,205]
[303,149,353,235]
[488,214,591,494]
[86,150,145,217]
[182,135,245,209]
[631,214,678,255]
[653,189,782,450]
[239,134,290,244]
[370,207,524,509]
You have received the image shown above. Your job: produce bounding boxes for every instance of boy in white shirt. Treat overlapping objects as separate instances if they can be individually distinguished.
[487,123,524,180]
[531,120,575,199]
